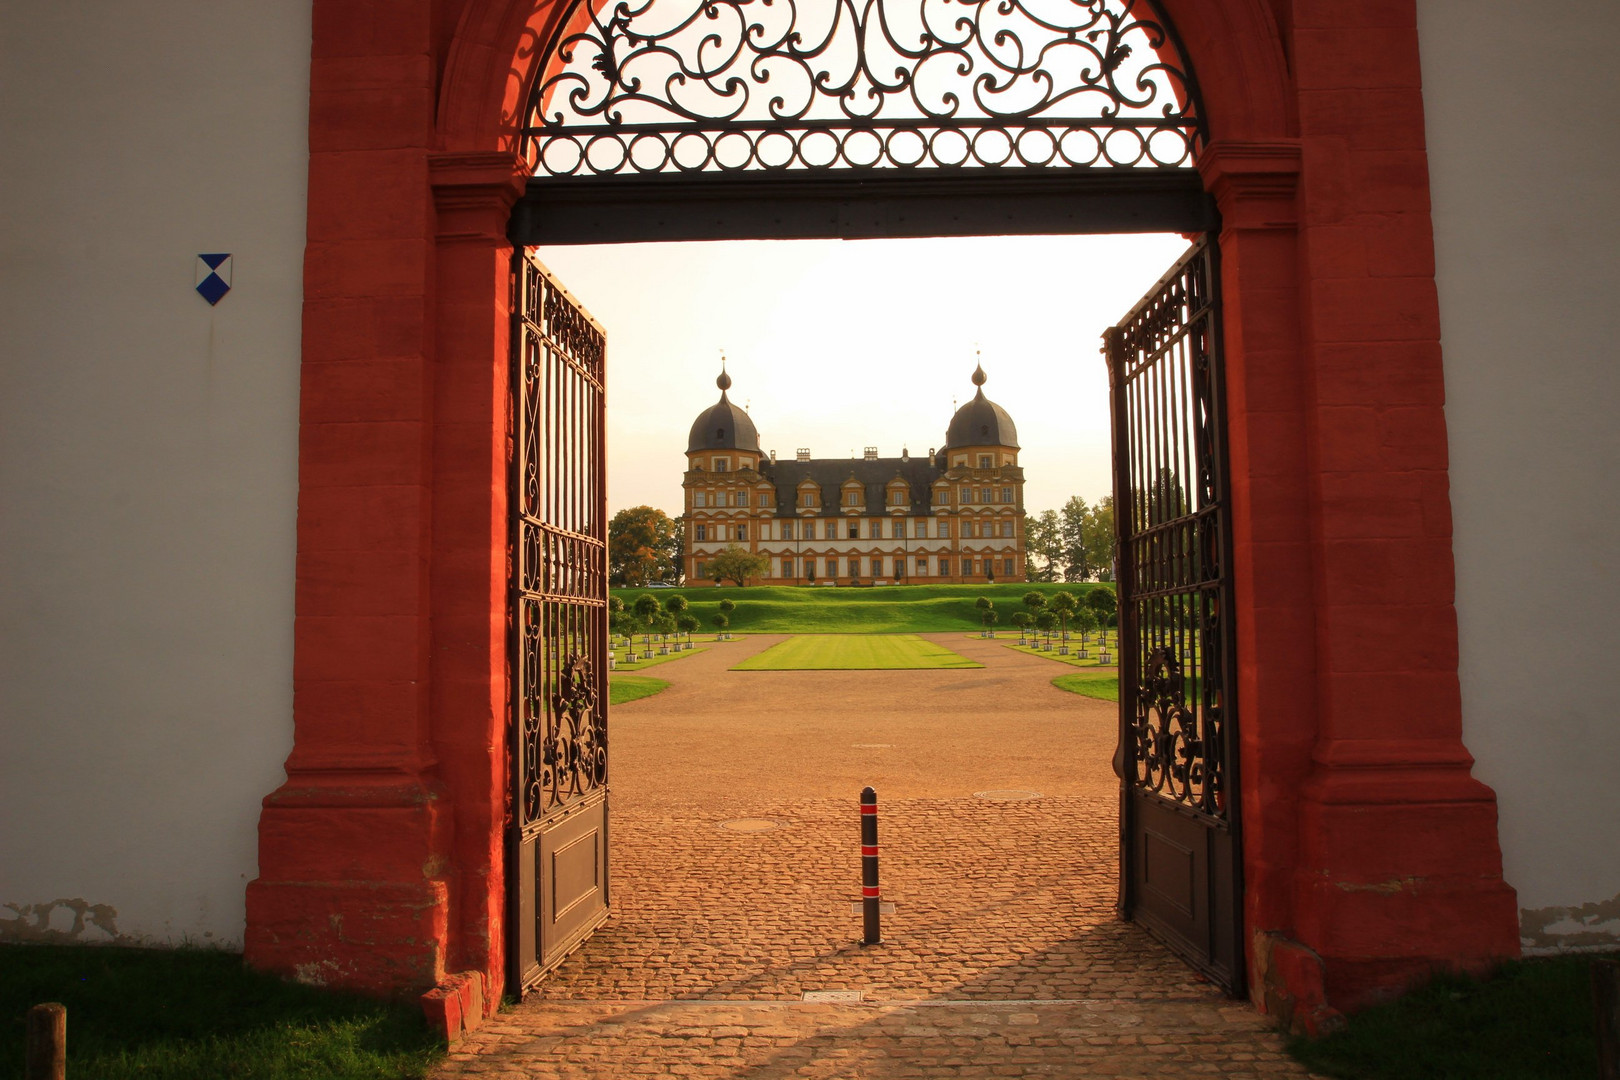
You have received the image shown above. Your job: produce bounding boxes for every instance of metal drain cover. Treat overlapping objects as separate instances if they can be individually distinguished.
[803,990,864,1003]
[718,818,783,832]
[973,789,1042,801]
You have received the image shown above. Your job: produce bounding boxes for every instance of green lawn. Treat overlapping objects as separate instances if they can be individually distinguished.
[1287,955,1606,1080]
[612,582,1113,635]
[733,634,981,671]
[1052,672,1121,702]
[609,674,669,705]
[611,641,708,671]
[1001,636,1119,669]
[0,944,440,1080]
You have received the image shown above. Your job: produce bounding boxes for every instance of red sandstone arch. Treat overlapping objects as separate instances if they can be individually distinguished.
[249,0,1520,1037]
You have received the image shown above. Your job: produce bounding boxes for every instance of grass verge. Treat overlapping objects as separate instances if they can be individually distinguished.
[612,643,708,672]
[1287,955,1606,1080]
[1051,672,1120,703]
[733,634,980,670]
[609,674,669,705]
[612,582,1112,635]
[1000,638,1118,669]
[0,944,440,1080]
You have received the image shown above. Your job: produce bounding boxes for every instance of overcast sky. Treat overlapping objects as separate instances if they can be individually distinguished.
[537,232,1190,518]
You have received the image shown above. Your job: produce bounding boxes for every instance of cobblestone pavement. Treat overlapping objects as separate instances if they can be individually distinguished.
[435,634,1319,1079]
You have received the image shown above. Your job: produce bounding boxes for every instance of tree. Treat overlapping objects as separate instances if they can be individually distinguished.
[718,598,736,615]
[1049,591,1078,641]
[1071,606,1099,643]
[1059,496,1090,582]
[981,608,999,632]
[706,544,770,586]
[1022,590,1046,618]
[1010,610,1032,642]
[1035,609,1058,646]
[631,593,662,641]
[662,515,687,586]
[609,506,680,586]
[711,611,730,638]
[1082,496,1116,581]
[675,612,699,644]
[1024,510,1062,581]
[664,594,689,617]
[1086,586,1117,646]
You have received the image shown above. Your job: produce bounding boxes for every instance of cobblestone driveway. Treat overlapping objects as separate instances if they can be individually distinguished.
[435,634,1318,1079]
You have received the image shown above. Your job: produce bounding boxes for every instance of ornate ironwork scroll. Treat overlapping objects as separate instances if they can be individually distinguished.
[522,0,1203,176]
[513,252,609,824]
[1107,237,1232,821]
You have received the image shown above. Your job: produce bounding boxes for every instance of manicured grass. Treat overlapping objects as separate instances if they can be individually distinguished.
[1287,955,1605,1080]
[733,634,981,671]
[609,674,669,705]
[611,641,709,671]
[1052,672,1121,702]
[1000,636,1119,669]
[0,944,441,1080]
[612,582,1112,635]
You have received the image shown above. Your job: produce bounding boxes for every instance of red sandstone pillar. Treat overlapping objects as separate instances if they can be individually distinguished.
[426,151,531,1010]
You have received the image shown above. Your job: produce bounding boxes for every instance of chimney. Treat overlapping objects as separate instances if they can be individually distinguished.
[769,449,777,462]
[796,448,811,461]
[901,446,910,462]
[864,446,878,460]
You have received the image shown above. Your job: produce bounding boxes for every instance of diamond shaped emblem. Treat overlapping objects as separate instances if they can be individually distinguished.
[196,253,232,306]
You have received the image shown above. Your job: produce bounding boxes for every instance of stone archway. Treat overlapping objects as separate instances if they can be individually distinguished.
[246,0,1520,1033]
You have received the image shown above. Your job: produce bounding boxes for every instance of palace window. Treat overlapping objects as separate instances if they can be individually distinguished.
[916,557,928,574]
[1002,521,1014,538]
[696,561,707,579]
[715,458,729,472]
[695,524,707,541]
[736,524,747,540]
[938,557,951,575]
[1003,558,1016,577]
[979,454,992,468]
[1002,487,1013,503]
[934,489,948,504]
[694,492,706,507]
[737,492,749,507]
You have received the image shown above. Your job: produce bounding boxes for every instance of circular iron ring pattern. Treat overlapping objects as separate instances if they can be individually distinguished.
[522,0,1203,177]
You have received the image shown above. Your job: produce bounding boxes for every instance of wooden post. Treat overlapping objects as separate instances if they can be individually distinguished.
[26,1002,65,1080]
[1596,957,1620,1080]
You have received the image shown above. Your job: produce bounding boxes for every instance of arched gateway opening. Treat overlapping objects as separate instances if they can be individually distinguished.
[247,0,1521,1034]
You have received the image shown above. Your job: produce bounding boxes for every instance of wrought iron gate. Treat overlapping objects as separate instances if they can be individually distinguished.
[1104,237,1243,993]
[510,249,610,995]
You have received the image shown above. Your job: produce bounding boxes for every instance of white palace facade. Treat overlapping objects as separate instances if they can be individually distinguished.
[683,365,1026,586]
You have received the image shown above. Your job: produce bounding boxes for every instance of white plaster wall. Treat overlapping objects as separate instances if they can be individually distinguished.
[0,4,310,947]
[1418,1,1620,949]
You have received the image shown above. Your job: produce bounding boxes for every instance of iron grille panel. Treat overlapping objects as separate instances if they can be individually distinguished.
[521,0,1204,176]
[1107,238,1234,823]
[513,253,609,826]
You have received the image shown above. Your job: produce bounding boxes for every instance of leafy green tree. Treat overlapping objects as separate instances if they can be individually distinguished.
[1082,496,1116,582]
[718,597,736,614]
[1035,609,1057,646]
[1049,591,1078,640]
[981,608,999,631]
[972,595,992,629]
[663,515,687,586]
[609,506,681,586]
[1086,586,1117,647]
[675,612,699,643]
[707,544,770,586]
[1060,496,1090,582]
[1022,590,1046,618]
[1024,509,1062,581]
[711,611,730,638]
[1010,610,1032,641]
[664,594,688,616]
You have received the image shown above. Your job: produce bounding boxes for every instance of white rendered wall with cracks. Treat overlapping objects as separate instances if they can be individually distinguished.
[0,3,310,947]
[1419,1,1620,951]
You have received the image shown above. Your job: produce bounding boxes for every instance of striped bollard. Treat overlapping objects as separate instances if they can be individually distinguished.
[860,786,881,945]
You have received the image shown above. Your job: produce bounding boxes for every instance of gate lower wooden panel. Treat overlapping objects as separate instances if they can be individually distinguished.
[1106,237,1243,994]
[510,250,610,995]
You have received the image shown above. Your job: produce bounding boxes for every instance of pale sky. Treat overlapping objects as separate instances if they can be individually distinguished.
[536,233,1191,519]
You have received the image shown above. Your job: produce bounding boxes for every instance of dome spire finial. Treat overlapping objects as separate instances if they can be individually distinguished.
[717,352,732,393]
[971,349,987,388]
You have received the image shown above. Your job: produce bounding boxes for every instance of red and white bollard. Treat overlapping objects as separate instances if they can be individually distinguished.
[860,786,881,945]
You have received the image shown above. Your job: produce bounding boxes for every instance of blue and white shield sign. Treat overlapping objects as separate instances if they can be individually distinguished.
[196,253,232,306]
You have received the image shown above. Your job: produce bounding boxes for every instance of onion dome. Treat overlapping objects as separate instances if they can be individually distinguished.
[687,363,761,453]
[944,364,1018,449]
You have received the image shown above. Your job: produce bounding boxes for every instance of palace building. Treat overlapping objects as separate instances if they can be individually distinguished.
[683,365,1025,585]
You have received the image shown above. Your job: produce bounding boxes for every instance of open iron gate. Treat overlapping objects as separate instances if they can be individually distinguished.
[509,249,611,995]
[1104,236,1243,994]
